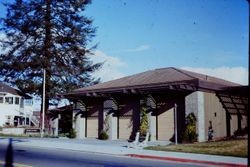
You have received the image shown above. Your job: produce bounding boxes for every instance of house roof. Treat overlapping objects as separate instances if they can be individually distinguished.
[0,82,31,98]
[68,67,240,96]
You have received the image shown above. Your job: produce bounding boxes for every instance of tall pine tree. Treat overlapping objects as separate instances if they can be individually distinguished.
[0,0,101,112]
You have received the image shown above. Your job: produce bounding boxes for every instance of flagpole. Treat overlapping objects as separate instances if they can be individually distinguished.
[41,69,46,138]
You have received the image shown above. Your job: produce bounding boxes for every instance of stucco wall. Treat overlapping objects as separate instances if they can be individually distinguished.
[186,91,230,141]
[230,114,238,135]
[73,101,86,139]
[241,115,248,129]
[204,92,227,140]
[185,92,199,116]
[185,91,205,142]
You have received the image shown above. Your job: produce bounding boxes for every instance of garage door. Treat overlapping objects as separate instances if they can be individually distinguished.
[86,117,98,138]
[119,116,133,140]
[157,108,174,141]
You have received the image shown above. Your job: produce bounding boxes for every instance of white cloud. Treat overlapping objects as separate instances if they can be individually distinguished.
[91,50,126,82]
[126,44,151,52]
[181,66,248,85]
[108,44,151,54]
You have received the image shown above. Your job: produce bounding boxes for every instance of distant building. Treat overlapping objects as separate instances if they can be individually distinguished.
[0,82,36,127]
[48,105,73,136]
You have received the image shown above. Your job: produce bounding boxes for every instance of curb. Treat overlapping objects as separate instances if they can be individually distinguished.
[126,154,247,167]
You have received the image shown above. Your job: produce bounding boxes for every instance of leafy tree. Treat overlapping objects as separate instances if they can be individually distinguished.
[0,0,101,114]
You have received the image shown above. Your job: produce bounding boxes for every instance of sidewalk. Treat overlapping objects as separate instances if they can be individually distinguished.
[0,137,248,167]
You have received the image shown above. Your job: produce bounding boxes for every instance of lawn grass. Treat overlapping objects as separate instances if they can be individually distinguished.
[146,138,248,158]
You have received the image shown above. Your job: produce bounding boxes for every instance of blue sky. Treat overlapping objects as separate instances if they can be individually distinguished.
[86,0,249,84]
[0,0,249,85]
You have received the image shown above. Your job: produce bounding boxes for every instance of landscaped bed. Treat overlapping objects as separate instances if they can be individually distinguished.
[146,138,248,158]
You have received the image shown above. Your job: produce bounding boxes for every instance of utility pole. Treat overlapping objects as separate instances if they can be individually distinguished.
[41,69,46,138]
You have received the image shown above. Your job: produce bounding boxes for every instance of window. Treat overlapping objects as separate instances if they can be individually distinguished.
[0,97,3,103]
[15,97,20,105]
[25,99,33,105]
[5,97,13,104]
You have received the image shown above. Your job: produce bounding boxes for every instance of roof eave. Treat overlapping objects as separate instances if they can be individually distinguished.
[66,79,199,98]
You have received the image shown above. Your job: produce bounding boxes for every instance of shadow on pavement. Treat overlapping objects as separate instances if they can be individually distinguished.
[5,138,13,167]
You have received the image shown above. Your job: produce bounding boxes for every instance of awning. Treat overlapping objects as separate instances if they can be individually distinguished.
[216,86,248,116]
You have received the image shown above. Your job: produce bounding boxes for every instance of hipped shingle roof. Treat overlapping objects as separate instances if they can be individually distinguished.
[70,67,240,95]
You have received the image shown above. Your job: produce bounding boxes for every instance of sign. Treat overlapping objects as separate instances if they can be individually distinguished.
[25,128,40,134]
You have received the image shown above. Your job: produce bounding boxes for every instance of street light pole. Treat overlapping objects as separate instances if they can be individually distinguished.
[41,69,46,138]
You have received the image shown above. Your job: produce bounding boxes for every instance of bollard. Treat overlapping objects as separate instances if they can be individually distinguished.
[5,138,13,167]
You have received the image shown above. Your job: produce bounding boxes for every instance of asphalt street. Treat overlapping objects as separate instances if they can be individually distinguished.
[0,142,204,167]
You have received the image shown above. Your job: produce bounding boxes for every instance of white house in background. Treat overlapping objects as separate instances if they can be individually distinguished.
[0,82,36,127]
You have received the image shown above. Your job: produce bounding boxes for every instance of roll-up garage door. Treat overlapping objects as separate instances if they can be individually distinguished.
[119,116,133,140]
[86,117,98,138]
[157,108,174,141]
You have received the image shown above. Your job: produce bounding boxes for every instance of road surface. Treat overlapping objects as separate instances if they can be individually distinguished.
[0,142,204,167]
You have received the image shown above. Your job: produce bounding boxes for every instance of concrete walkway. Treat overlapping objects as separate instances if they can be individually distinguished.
[0,137,248,167]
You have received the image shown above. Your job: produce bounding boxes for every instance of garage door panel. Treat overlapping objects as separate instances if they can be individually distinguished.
[119,117,132,140]
[87,117,98,138]
[158,108,174,141]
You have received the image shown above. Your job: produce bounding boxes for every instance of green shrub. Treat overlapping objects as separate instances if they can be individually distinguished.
[99,130,108,140]
[182,124,198,142]
[139,99,149,137]
[67,129,76,139]
[181,113,198,143]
